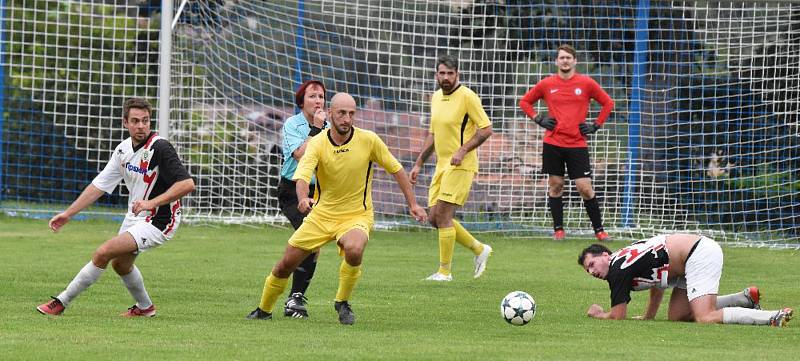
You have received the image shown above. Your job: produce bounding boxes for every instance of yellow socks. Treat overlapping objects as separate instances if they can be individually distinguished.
[437,227,456,275]
[258,273,289,312]
[453,219,484,256]
[334,260,362,302]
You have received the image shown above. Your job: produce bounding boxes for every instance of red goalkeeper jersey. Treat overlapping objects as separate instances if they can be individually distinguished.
[519,74,614,148]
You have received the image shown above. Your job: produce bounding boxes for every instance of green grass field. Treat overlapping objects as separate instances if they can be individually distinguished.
[1,215,798,360]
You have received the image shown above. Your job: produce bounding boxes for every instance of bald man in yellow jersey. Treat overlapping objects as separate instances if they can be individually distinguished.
[410,54,494,282]
[246,93,427,325]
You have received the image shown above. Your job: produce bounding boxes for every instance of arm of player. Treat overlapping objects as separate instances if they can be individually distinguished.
[131,178,196,215]
[639,287,665,320]
[590,80,615,127]
[295,179,315,214]
[49,184,107,232]
[391,169,427,223]
[410,132,435,185]
[451,126,493,166]
[587,303,627,320]
[518,84,543,120]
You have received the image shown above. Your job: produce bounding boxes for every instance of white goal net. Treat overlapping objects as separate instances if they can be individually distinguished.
[2,0,798,245]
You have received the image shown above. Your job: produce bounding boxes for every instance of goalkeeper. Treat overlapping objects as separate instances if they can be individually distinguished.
[519,44,614,242]
[578,233,793,327]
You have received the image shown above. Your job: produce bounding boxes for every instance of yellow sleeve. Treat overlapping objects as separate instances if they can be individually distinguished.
[292,136,320,183]
[370,133,403,174]
[466,91,492,129]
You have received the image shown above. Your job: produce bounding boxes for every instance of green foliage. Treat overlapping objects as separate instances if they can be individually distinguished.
[2,216,798,360]
[727,165,800,196]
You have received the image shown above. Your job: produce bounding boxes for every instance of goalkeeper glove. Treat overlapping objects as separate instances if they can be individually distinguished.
[533,114,557,131]
[579,122,600,135]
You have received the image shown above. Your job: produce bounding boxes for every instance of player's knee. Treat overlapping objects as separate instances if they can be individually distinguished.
[343,246,364,266]
[91,249,112,268]
[111,259,133,275]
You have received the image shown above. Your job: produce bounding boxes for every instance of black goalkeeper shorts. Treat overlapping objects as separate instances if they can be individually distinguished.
[541,143,592,179]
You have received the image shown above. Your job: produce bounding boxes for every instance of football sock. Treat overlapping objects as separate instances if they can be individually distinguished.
[453,219,483,256]
[583,197,604,233]
[291,252,318,296]
[437,227,456,275]
[119,265,152,309]
[334,260,362,302]
[547,196,564,231]
[258,273,289,312]
[57,261,105,306]
[716,291,751,308]
[722,307,776,325]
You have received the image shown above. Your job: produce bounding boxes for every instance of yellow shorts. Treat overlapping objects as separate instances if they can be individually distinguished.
[427,167,475,206]
[288,212,373,255]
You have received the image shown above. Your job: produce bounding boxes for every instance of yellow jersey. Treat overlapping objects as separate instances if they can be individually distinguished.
[430,84,492,172]
[293,127,403,219]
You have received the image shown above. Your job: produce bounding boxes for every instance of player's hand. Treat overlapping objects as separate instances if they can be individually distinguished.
[450,149,465,166]
[586,304,604,318]
[131,199,156,215]
[579,122,600,135]
[298,198,316,214]
[410,165,421,185]
[48,212,71,232]
[409,204,427,223]
[533,114,557,131]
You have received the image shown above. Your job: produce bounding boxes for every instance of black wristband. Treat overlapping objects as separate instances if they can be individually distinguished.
[308,126,322,136]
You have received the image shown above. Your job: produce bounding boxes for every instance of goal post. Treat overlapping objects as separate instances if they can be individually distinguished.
[1,0,798,245]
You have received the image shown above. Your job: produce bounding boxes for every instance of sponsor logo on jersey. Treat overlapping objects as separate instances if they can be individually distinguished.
[125,162,148,175]
[550,89,559,94]
[334,148,350,154]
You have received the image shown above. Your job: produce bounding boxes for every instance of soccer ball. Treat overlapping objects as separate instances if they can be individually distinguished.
[500,291,536,325]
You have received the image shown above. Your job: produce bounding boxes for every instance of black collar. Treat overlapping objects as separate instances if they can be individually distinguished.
[327,127,355,146]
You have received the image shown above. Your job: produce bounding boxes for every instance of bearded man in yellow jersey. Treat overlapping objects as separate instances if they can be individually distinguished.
[246,93,427,325]
[410,54,494,282]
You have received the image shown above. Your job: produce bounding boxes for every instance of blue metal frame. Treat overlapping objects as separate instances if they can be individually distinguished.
[0,0,7,202]
[293,0,306,112]
[622,0,650,227]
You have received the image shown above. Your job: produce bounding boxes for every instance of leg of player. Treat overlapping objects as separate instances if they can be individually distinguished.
[666,287,694,321]
[425,203,456,281]
[112,252,156,317]
[37,233,138,316]
[548,175,566,241]
[575,178,609,241]
[691,294,791,326]
[716,286,760,309]
[247,245,310,320]
[334,229,368,325]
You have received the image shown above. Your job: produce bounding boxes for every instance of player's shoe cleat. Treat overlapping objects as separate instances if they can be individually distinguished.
[595,231,611,242]
[245,307,273,320]
[36,297,65,316]
[334,301,355,325]
[121,304,156,317]
[473,244,493,279]
[424,272,452,282]
[553,229,566,241]
[743,286,761,310]
[769,308,793,327]
[284,292,309,318]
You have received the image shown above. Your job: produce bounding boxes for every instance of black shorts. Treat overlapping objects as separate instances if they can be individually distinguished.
[541,143,592,179]
[278,177,315,230]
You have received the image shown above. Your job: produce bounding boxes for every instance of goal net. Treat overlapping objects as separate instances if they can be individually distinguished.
[2,0,798,245]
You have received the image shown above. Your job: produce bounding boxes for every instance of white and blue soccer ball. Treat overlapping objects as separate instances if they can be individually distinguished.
[500,291,536,325]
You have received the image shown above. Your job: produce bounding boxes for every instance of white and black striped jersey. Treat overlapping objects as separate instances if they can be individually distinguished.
[606,235,671,307]
[92,132,191,231]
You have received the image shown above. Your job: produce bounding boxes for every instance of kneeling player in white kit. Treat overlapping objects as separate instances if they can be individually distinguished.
[37,98,195,317]
[579,233,793,327]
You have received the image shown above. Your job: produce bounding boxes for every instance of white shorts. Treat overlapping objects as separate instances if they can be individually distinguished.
[673,236,723,301]
[119,217,179,253]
